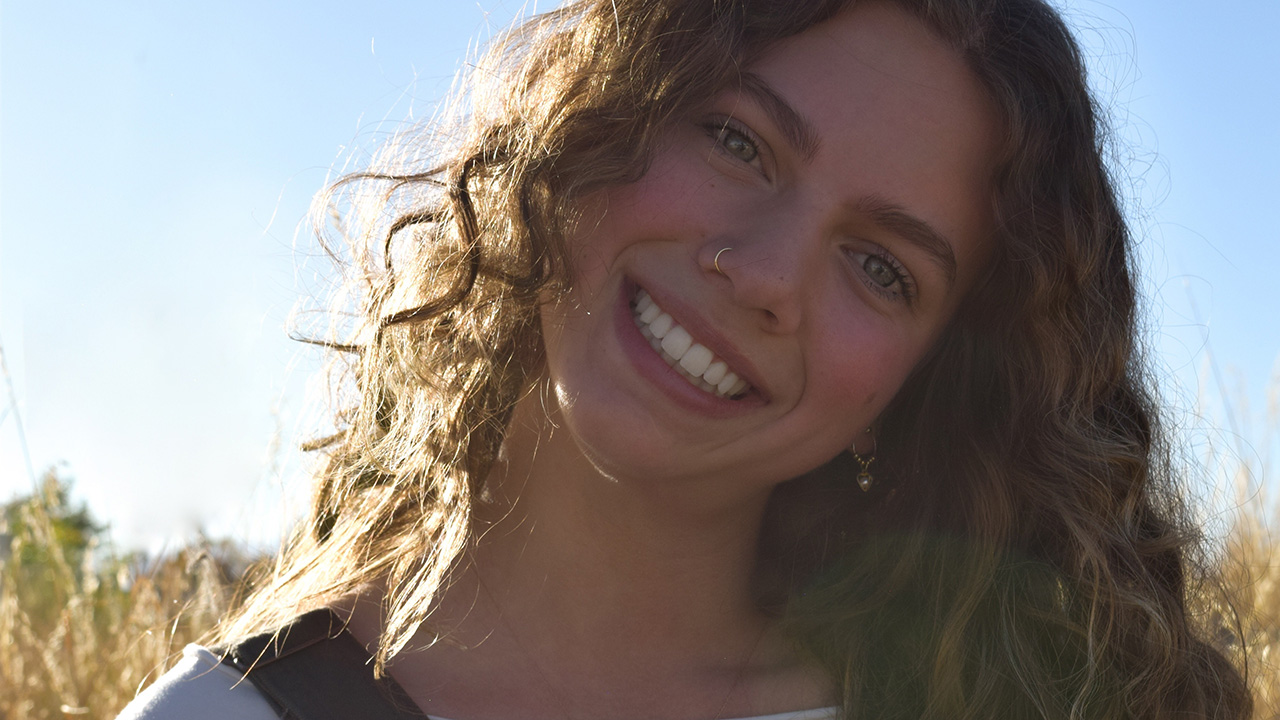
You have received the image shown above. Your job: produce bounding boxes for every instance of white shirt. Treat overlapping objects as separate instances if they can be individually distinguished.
[117,644,841,720]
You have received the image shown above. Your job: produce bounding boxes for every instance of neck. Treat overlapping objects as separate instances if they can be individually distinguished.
[466,392,775,664]
[345,388,831,720]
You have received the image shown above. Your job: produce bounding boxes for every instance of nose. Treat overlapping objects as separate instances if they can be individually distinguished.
[700,211,820,334]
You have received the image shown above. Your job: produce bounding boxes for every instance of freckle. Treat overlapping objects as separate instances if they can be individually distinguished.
[864,391,877,405]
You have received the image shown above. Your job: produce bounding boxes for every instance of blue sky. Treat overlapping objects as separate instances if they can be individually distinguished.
[2,1,1277,550]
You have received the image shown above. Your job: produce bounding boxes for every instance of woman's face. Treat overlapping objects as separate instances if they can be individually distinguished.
[537,1,998,499]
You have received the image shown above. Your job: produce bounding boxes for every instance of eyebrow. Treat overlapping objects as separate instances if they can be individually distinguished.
[855,196,959,288]
[738,72,821,161]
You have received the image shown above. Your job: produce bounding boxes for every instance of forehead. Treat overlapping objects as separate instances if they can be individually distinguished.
[745,1,999,293]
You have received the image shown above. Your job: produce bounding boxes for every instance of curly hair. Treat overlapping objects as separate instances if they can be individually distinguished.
[219,1,1252,717]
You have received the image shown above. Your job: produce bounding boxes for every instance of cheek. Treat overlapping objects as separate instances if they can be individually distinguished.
[584,156,721,244]
[812,325,924,424]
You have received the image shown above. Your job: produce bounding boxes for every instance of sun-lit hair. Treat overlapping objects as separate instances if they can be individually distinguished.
[218,1,1251,716]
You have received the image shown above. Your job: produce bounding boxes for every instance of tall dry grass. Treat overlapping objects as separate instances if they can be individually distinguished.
[0,470,258,720]
[1227,487,1280,718]
[1213,376,1280,718]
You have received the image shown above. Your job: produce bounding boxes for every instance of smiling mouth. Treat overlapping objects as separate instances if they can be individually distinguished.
[630,288,752,399]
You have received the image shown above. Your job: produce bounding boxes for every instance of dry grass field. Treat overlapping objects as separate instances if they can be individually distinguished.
[0,471,258,720]
[1,436,1277,719]
[1228,493,1280,717]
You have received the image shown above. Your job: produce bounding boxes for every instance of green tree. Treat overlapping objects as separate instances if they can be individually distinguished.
[1,468,105,632]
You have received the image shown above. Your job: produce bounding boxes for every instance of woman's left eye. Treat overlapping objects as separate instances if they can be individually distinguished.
[704,120,762,167]
[848,250,916,303]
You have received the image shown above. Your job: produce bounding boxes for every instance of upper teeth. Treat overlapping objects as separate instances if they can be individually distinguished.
[632,289,750,399]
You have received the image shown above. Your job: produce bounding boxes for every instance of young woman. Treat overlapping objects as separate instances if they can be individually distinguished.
[121,0,1252,718]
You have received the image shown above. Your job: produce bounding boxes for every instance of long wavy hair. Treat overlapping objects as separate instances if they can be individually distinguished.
[219,0,1252,717]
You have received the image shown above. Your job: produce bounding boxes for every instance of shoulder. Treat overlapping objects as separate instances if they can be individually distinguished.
[115,644,280,720]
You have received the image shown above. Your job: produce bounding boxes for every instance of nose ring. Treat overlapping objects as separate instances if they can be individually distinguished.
[713,247,733,277]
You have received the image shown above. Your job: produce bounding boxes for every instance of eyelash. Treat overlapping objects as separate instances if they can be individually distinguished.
[848,249,917,304]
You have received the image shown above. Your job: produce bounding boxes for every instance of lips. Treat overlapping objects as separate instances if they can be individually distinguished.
[630,288,753,399]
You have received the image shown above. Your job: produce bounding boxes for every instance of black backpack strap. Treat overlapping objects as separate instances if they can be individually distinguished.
[219,608,427,720]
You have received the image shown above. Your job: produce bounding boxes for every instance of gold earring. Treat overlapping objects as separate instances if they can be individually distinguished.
[851,429,876,492]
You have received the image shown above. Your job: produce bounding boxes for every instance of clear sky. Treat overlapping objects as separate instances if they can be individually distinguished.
[2,1,1277,551]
